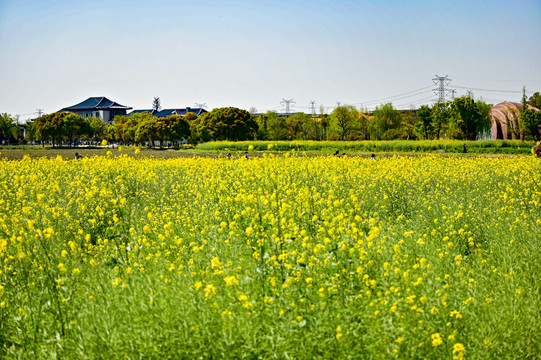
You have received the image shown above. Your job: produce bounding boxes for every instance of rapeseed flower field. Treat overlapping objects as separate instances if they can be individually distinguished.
[0,153,539,358]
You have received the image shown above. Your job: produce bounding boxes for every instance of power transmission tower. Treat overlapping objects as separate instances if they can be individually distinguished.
[432,75,452,102]
[280,98,295,116]
[309,100,317,117]
[450,89,456,100]
[466,90,473,98]
[36,109,44,117]
[336,101,342,107]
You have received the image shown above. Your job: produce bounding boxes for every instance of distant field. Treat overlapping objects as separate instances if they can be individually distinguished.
[0,139,535,160]
[196,139,536,155]
[0,147,219,160]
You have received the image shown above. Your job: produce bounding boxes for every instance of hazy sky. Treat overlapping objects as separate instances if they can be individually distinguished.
[1,0,540,120]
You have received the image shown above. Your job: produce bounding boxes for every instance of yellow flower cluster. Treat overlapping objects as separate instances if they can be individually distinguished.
[0,153,539,358]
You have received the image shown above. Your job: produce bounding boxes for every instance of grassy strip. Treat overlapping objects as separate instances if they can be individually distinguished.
[196,140,536,154]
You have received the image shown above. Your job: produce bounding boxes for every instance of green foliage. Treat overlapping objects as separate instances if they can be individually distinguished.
[256,112,288,140]
[113,113,146,143]
[287,112,314,140]
[87,117,108,143]
[449,97,491,140]
[24,121,36,143]
[368,103,401,140]
[0,113,18,145]
[430,102,451,139]
[520,109,541,141]
[331,105,359,141]
[135,115,157,145]
[63,113,89,145]
[415,105,433,139]
[528,92,541,110]
[191,107,257,141]
[194,139,535,155]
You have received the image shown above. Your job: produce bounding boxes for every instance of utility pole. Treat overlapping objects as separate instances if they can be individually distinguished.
[309,100,317,117]
[280,98,295,116]
[432,75,452,102]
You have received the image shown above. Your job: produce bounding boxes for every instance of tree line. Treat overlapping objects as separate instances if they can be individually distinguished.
[2,93,540,147]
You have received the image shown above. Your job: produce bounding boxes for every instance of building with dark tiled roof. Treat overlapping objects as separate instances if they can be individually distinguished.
[59,97,132,123]
[129,107,207,117]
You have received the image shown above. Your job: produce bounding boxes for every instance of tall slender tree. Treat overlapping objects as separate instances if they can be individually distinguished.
[0,113,17,145]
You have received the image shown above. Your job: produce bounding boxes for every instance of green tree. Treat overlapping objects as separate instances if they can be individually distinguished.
[135,116,158,146]
[449,97,491,140]
[113,112,150,144]
[0,113,17,145]
[63,113,89,146]
[332,105,358,141]
[286,113,313,140]
[35,112,66,147]
[193,107,257,141]
[24,121,36,144]
[298,113,316,140]
[520,109,541,140]
[168,115,190,145]
[88,117,108,145]
[527,92,541,110]
[154,117,170,147]
[319,105,330,140]
[430,102,451,139]
[401,110,418,140]
[185,112,198,123]
[415,105,433,139]
[256,111,287,140]
[368,103,401,140]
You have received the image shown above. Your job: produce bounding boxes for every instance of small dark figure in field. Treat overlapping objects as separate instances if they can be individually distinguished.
[370,153,375,160]
[244,152,249,159]
[333,150,340,156]
[227,153,231,159]
[463,144,467,153]
[75,152,83,159]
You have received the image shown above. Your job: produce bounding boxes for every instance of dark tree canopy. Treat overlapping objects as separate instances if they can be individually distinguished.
[192,107,257,141]
[332,105,358,141]
[0,113,17,145]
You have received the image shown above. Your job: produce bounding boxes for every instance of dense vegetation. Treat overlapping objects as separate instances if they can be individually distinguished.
[1,92,539,147]
[0,154,540,358]
[196,139,536,155]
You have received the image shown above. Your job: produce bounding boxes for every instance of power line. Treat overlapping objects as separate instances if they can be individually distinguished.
[452,85,533,94]
[354,85,433,105]
[394,95,436,109]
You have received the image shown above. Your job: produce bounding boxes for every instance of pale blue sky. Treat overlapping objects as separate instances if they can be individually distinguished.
[1,0,540,119]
